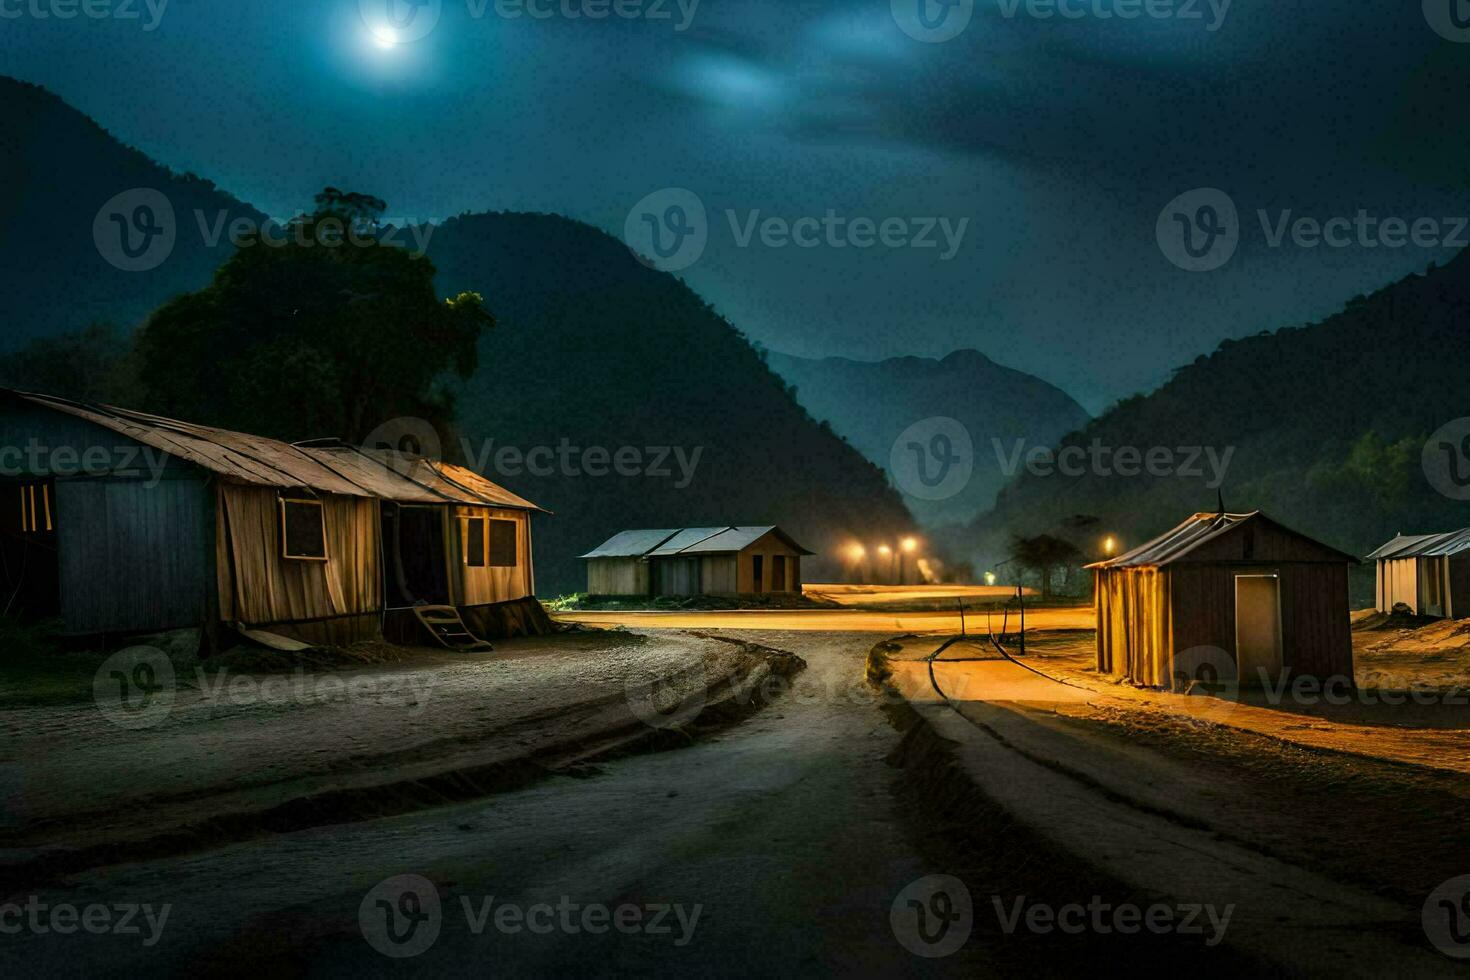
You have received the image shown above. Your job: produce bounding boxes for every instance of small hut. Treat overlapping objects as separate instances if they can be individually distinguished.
[1366,530,1470,618]
[0,389,548,650]
[1088,511,1356,688]
[582,526,812,597]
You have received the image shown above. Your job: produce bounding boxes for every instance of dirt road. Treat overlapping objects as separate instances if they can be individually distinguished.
[553,605,1092,634]
[0,631,1003,976]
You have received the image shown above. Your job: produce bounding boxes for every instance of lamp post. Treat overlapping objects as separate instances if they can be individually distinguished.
[847,543,867,584]
[877,544,893,585]
[899,536,918,585]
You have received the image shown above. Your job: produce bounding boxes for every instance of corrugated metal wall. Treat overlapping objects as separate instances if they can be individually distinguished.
[586,557,648,596]
[56,477,212,634]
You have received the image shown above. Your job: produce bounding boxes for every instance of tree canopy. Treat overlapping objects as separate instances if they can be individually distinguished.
[134,189,493,444]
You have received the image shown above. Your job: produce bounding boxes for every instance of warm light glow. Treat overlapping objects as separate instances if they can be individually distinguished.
[877,545,892,557]
[985,571,997,586]
[1103,535,1117,555]
[901,536,918,553]
[847,543,866,561]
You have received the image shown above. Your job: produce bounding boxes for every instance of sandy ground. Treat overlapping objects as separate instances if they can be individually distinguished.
[881,641,1469,974]
[552,604,1092,634]
[0,631,1007,978]
[975,629,1470,775]
[0,630,769,864]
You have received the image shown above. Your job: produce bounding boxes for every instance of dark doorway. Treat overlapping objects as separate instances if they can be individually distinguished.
[772,555,786,591]
[383,504,450,607]
[751,554,764,593]
[0,480,60,620]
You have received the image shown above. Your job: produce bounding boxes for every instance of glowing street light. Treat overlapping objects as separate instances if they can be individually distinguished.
[985,571,997,586]
[901,537,918,553]
[877,544,892,557]
[847,543,866,562]
[1103,535,1117,556]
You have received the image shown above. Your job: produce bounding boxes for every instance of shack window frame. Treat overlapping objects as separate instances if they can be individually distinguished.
[488,519,517,568]
[462,516,488,567]
[279,496,329,562]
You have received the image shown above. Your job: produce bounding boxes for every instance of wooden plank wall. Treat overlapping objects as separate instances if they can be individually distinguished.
[56,476,212,634]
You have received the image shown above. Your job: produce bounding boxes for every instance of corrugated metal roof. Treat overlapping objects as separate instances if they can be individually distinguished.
[1367,529,1470,559]
[6,389,545,511]
[647,527,733,556]
[581,525,814,559]
[581,529,681,559]
[1086,511,1354,569]
[680,526,815,555]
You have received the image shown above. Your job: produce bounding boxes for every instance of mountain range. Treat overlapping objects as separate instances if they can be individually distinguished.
[767,350,1089,529]
[0,75,915,593]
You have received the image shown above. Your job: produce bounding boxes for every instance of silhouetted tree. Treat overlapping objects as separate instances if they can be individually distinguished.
[135,190,492,444]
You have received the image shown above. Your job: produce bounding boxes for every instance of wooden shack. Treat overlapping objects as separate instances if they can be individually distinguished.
[1367,530,1470,619]
[1088,511,1356,688]
[582,526,812,597]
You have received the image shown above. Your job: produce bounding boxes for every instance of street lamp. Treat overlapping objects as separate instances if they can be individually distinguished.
[899,536,918,584]
[877,544,893,585]
[1103,535,1117,557]
[846,543,866,584]
[985,571,997,587]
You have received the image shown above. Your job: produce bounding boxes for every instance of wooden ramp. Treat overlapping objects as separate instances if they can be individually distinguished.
[412,605,494,652]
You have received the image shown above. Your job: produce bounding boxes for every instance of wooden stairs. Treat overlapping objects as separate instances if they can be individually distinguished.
[412,605,494,652]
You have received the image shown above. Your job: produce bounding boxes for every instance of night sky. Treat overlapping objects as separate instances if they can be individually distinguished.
[2,0,1466,412]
